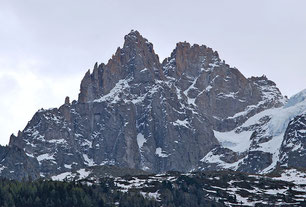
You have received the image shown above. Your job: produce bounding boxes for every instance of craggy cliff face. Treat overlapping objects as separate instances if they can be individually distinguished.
[3,30,292,180]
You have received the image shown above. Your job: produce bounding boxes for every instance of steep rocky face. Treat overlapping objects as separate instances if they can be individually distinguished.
[3,30,294,180]
[280,113,306,168]
[0,145,39,180]
[78,30,164,103]
[162,42,284,131]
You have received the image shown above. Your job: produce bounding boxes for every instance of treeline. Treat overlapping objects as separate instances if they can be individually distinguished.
[0,176,225,207]
[0,175,227,207]
[0,178,157,207]
[1,170,304,207]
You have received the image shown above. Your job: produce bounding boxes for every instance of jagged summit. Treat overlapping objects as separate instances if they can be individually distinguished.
[2,31,301,181]
[123,30,149,47]
[162,41,222,78]
[78,30,164,103]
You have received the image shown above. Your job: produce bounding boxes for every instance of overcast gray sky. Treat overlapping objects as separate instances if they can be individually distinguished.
[0,0,305,145]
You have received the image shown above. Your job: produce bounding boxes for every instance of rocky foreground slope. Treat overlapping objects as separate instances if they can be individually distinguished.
[3,168,306,207]
[0,30,305,181]
[50,167,306,207]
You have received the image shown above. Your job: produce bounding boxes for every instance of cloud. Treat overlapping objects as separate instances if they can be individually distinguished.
[0,57,82,145]
[0,0,305,145]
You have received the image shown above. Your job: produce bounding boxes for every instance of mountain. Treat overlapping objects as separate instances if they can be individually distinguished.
[199,89,306,174]
[0,30,304,181]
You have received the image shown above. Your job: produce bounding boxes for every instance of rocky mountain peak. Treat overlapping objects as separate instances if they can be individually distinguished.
[108,30,162,73]
[161,41,285,131]
[119,30,164,80]
[4,31,301,181]
[249,75,277,87]
[123,30,148,48]
[162,42,221,78]
[78,30,165,103]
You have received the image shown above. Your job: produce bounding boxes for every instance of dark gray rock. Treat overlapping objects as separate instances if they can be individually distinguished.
[0,145,39,180]
[237,151,273,173]
[2,30,289,179]
[162,43,284,131]
[280,113,306,168]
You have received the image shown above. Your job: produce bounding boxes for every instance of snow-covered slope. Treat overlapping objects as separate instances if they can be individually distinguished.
[200,89,306,174]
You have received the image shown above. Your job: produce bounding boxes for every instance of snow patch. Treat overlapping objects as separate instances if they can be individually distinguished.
[171,119,190,128]
[37,153,56,163]
[205,85,212,92]
[77,168,91,179]
[140,68,148,73]
[214,130,253,153]
[83,154,95,166]
[51,172,73,181]
[64,164,72,169]
[26,152,35,158]
[155,147,169,158]
[137,133,146,149]
[140,191,160,201]
[47,139,66,144]
[0,166,7,173]
[272,169,306,185]
[200,150,243,170]
[94,78,131,104]
[81,139,93,148]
